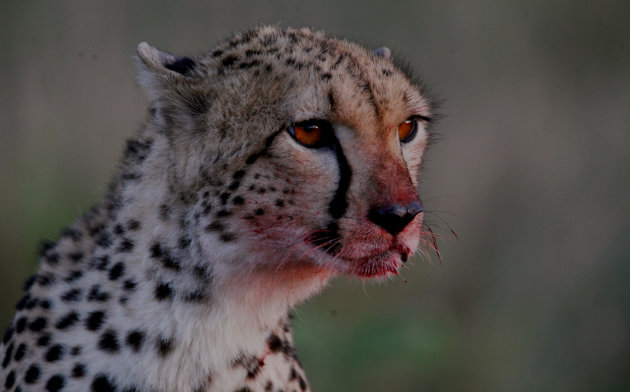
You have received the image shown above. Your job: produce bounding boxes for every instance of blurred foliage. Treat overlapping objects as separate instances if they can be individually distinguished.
[1,0,629,391]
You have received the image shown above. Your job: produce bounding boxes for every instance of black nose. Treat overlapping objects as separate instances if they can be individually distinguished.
[368,202,423,235]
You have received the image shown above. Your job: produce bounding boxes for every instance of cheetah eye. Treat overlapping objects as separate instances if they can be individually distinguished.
[287,120,333,148]
[397,117,418,143]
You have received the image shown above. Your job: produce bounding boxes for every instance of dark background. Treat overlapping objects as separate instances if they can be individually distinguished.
[1,1,628,390]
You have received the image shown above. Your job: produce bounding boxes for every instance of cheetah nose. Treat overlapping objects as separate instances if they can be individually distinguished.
[368,202,423,235]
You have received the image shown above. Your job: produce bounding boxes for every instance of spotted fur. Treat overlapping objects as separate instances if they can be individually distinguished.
[0,26,435,391]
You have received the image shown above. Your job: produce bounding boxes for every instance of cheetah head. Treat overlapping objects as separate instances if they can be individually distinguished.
[136,27,435,281]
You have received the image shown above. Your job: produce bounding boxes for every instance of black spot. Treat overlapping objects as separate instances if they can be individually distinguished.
[91,374,117,392]
[69,251,83,262]
[155,282,173,300]
[37,334,52,346]
[216,209,232,218]
[127,219,141,231]
[61,288,83,302]
[37,273,56,286]
[4,370,15,389]
[109,262,125,280]
[72,363,86,378]
[150,242,163,258]
[89,223,105,236]
[220,192,230,204]
[62,227,82,240]
[165,56,196,76]
[46,252,61,264]
[193,265,209,280]
[275,199,285,207]
[239,60,261,69]
[123,279,137,291]
[56,311,79,330]
[93,255,110,271]
[2,325,13,344]
[98,330,120,353]
[161,254,181,271]
[205,221,224,232]
[118,239,134,253]
[228,180,240,190]
[233,170,245,179]
[14,343,26,361]
[156,336,175,357]
[88,285,110,302]
[211,49,223,57]
[232,196,245,205]
[85,311,106,331]
[267,334,282,352]
[45,344,64,362]
[2,342,13,367]
[178,236,191,249]
[25,364,41,383]
[24,275,37,291]
[29,317,47,332]
[321,72,332,80]
[126,330,145,352]
[221,55,238,67]
[16,293,30,310]
[123,139,152,163]
[45,374,65,392]
[113,224,125,235]
[38,240,55,257]
[220,232,236,242]
[254,208,265,216]
[96,234,113,248]
[64,270,84,282]
[16,317,28,333]
[70,346,81,356]
[40,299,52,309]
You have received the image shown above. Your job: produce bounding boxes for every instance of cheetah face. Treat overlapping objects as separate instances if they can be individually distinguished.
[231,114,429,279]
[137,27,434,280]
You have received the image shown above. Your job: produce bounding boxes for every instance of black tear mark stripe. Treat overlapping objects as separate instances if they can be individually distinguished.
[329,139,351,219]
[310,136,352,254]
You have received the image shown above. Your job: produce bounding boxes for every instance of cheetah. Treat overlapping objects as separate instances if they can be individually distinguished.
[0,26,436,391]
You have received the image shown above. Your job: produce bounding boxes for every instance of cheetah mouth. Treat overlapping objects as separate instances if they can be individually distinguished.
[305,227,413,278]
[349,251,403,278]
[338,242,412,278]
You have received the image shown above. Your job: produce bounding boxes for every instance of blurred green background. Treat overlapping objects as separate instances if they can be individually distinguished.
[1,0,629,390]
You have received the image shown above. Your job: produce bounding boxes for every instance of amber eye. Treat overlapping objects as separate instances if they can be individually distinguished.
[287,120,333,148]
[398,118,418,143]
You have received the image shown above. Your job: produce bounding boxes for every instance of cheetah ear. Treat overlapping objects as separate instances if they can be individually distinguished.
[373,47,392,60]
[136,42,198,101]
[137,42,197,77]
